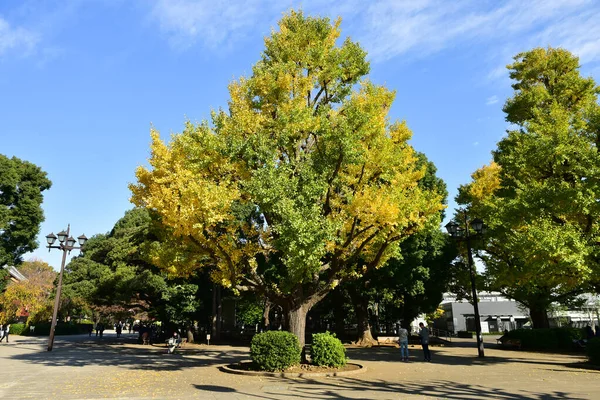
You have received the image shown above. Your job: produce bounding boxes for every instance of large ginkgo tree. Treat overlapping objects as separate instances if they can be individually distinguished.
[130,11,444,346]
[457,47,600,328]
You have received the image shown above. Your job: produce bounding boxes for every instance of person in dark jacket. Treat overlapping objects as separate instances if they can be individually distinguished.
[419,322,431,362]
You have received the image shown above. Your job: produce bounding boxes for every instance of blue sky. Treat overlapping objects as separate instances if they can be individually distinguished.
[2,0,600,270]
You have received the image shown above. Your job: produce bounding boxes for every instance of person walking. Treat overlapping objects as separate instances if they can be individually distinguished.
[0,324,10,343]
[398,325,409,362]
[419,322,431,362]
[116,321,122,338]
[0,324,5,342]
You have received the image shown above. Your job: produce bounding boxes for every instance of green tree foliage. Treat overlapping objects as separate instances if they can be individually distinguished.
[0,155,51,266]
[236,295,264,327]
[341,153,454,344]
[0,268,9,292]
[457,47,600,328]
[131,12,444,347]
[62,208,209,328]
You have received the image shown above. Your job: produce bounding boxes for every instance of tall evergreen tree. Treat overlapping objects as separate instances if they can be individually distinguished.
[0,154,51,266]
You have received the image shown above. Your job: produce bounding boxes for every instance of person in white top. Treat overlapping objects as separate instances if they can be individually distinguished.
[397,326,409,361]
[0,324,9,343]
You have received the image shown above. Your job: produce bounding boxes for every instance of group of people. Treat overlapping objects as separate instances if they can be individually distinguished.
[87,322,106,337]
[397,322,431,362]
[86,321,128,338]
[0,324,10,343]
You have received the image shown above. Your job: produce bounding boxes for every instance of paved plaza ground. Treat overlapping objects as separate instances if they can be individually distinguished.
[0,332,598,399]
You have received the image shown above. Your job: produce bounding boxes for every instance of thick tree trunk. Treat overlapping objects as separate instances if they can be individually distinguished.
[262,299,271,331]
[347,286,377,347]
[288,304,309,348]
[529,306,550,329]
[354,299,377,346]
[187,325,195,343]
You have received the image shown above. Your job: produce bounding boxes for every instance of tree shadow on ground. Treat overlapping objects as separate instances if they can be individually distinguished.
[345,346,593,372]
[10,341,249,371]
[193,377,584,400]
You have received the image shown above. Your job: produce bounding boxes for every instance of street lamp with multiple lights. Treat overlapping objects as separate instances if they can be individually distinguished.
[45,225,87,352]
[445,212,486,358]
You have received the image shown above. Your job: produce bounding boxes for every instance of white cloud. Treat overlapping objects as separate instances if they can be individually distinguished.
[0,16,39,56]
[149,0,270,50]
[145,0,600,76]
[357,0,597,63]
[486,95,498,105]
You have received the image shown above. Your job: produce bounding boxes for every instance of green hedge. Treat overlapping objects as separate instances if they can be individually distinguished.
[9,323,27,336]
[504,328,582,350]
[28,323,92,336]
[311,332,346,367]
[250,331,301,372]
[587,337,600,365]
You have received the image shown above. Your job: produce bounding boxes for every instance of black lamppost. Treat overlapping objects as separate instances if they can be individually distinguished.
[45,225,87,351]
[445,212,485,358]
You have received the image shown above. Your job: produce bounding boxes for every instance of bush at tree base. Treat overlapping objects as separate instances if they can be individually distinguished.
[311,332,347,367]
[504,328,582,350]
[587,338,600,365]
[250,331,301,371]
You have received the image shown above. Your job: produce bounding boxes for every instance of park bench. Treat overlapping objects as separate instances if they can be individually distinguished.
[496,336,522,350]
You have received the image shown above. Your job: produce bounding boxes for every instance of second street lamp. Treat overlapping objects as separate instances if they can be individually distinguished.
[446,212,485,358]
[45,224,87,352]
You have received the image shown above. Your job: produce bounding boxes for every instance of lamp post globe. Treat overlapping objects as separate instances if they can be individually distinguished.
[46,233,57,246]
[77,234,88,246]
[470,218,484,234]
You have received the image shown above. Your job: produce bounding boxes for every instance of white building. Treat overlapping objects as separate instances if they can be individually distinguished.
[432,292,600,333]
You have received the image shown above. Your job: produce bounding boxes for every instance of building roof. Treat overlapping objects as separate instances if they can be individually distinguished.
[1,265,28,282]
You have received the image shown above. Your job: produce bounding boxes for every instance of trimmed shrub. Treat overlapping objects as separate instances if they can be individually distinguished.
[587,337,600,365]
[250,331,301,371]
[9,323,26,336]
[311,332,346,367]
[504,328,582,350]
